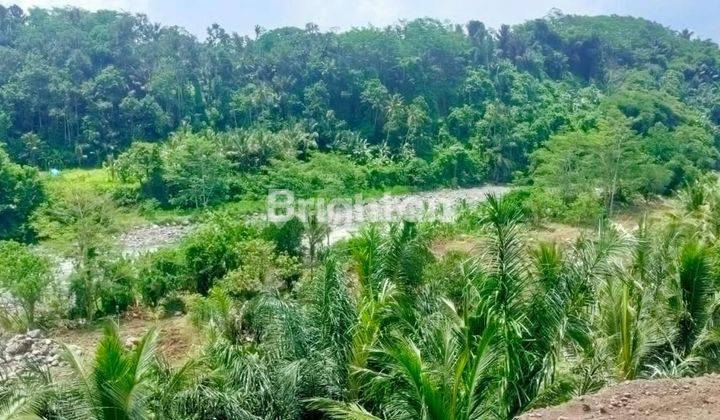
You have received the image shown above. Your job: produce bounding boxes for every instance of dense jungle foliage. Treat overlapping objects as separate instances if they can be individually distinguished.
[4,4,720,419]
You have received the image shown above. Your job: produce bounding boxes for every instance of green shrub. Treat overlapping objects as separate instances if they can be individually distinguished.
[564,192,605,226]
[136,248,187,307]
[366,158,407,189]
[70,257,135,318]
[162,129,232,208]
[524,188,568,224]
[219,239,302,299]
[111,182,142,206]
[96,258,135,316]
[160,293,187,317]
[262,217,305,257]
[0,240,52,326]
[262,153,368,197]
[181,215,259,295]
[115,141,168,204]
[429,143,487,187]
[403,157,433,187]
[500,188,533,219]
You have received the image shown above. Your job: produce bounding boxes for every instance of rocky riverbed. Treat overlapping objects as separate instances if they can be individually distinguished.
[59,185,509,264]
[117,222,195,257]
[325,185,509,243]
[0,330,68,378]
[55,222,195,281]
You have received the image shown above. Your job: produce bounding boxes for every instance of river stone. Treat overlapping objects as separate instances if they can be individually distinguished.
[6,339,32,355]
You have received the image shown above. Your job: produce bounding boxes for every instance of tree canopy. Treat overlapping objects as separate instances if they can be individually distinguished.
[1,6,718,185]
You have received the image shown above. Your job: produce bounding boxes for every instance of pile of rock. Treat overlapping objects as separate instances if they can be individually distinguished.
[0,330,65,378]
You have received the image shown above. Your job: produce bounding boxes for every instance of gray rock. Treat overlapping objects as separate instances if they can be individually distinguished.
[27,329,42,339]
[6,339,31,355]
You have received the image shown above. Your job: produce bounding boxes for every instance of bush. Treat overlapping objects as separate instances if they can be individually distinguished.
[366,156,432,189]
[500,188,533,219]
[219,239,302,299]
[96,258,135,316]
[0,241,52,326]
[136,248,187,307]
[262,217,305,257]
[70,257,135,318]
[0,148,45,241]
[160,293,186,317]
[114,141,167,204]
[262,153,368,197]
[366,158,407,189]
[564,192,605,226]
[111,182,142,206]
[429,143,487,187]
[181,215,259,295]
[524,188,568,224]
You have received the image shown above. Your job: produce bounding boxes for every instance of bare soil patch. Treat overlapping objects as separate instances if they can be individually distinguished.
[520,374,720,420]
[52,311,200,366]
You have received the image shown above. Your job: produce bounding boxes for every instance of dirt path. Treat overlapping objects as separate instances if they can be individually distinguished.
[520,375,720,419]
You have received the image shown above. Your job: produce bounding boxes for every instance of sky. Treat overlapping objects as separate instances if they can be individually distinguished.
[9,0,720,42]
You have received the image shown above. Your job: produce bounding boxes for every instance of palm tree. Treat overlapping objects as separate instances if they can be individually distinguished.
[0,368,55,420]
[477,194,583,417]
[313,313,497,419]
[596,272,654,380]
[348,225,383,292]
[346,279,399,399]
[316,196,588,419]
[379,222,433,289]
[674,240,714,355]
[60,322,160,419]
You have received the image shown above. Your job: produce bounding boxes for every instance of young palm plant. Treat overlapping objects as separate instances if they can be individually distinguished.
[476,195,583,417]
[59,322,161,420]
[316,196,589,419]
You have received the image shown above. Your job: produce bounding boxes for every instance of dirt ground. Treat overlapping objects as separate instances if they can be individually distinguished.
[520,375,720,419]
[52,310,200,366]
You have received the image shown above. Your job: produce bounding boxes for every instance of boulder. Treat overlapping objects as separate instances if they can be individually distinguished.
[6,338,32,355]
[27,329,42,339]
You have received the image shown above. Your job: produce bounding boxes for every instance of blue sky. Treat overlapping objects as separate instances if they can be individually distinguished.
[10,0,720,41]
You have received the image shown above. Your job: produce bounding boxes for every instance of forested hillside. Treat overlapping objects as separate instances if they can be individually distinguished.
[1,5,718,172]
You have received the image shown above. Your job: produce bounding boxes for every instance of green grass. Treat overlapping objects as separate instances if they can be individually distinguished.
[43,168,117,195]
